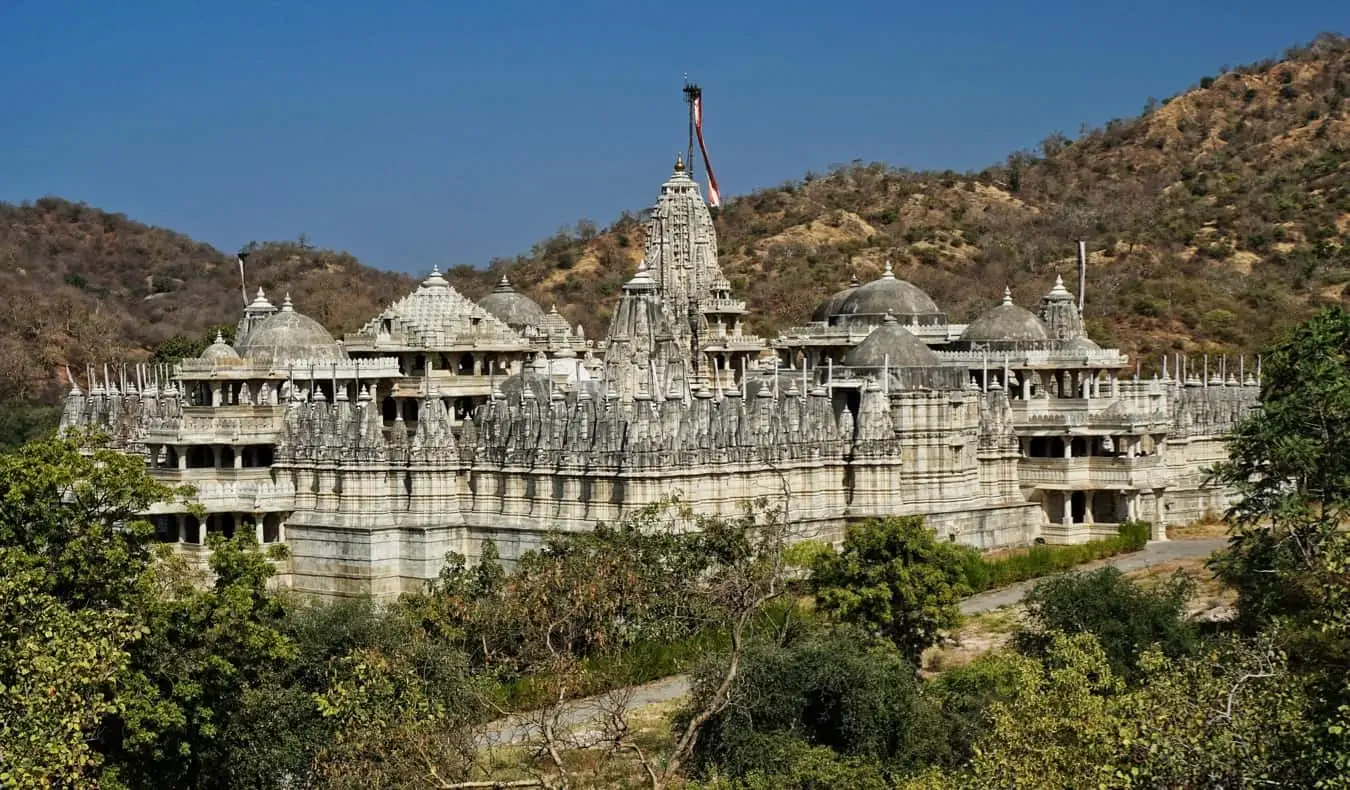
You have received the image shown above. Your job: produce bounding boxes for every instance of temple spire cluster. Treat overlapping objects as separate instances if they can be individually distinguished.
[62,102,1261,600]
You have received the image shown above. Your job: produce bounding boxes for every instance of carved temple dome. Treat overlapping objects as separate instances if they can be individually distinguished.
[199,331,241,361]
[811,274,861,322]
[835,262,940,324]
[843,315,940,368]
[960,288,1050,346]
[478,275,547,331]
[235,295,347,366]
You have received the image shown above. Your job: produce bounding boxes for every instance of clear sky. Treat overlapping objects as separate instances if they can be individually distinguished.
[0,1,1343,274]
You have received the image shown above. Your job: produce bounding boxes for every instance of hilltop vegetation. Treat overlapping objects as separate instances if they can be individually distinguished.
[485,33,1350,362]
[1,34,1347,429]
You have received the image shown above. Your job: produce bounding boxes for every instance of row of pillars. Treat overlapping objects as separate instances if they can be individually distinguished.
[150,444,274,470]
[156,512,284,545]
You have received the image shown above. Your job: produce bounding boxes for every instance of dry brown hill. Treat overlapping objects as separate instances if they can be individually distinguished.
[473,33,1349,362]
[0,199,413,425]
[2,34,1347,444]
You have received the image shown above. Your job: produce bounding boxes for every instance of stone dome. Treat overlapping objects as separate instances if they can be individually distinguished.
[478,275,547,330]
[961,288,1050,345]
[235,295,346,366]
[843,315,940,368]
[811,275,860,322]
[199,331,240,361]
[836,262,940,323]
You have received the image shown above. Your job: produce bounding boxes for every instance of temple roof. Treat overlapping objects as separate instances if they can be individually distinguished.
[961,287,1050,344]
[843,315,940,368]
[349,266,524,348]
[836,262,941,321]
[478,275,547,330]
[199,331,241,361]
[235,295,346,366]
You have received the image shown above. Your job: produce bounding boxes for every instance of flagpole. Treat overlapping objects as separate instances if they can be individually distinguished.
[683,77,696,178]
[237,250,251,307]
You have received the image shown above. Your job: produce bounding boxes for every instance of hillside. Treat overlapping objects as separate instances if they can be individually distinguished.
[474,33,1350,362]
[0,200,415,403]
[2,33,1347,440]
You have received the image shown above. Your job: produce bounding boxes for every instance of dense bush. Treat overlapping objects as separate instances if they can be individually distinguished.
[1014,566,1198,681]
[686,627,953,781]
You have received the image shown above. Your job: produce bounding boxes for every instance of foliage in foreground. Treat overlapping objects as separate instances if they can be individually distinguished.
[1015,566,1198,681]
[810,516,970,663]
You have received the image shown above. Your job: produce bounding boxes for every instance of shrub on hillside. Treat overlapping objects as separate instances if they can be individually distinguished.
[685,627,952,781]
[1014,566,1198,682]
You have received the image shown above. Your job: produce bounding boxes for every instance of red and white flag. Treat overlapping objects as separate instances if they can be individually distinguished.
[692,94,721,207]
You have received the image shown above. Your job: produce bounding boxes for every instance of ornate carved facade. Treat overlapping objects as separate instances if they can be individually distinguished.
[63,157,1259,599]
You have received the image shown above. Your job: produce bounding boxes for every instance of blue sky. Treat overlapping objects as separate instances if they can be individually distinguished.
[0,1,1343,273]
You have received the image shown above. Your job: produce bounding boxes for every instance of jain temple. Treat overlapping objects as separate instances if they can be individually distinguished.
[61,155,1259,599]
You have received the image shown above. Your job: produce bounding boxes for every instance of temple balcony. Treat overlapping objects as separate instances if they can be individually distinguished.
[144,472,294,514]
[1010,399,1172,432]
[1018,455,1164,491]
[142,405,286,444]
[937,348,1130,369]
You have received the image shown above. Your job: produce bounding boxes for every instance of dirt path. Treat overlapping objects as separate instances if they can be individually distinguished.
[482,537,1228,746]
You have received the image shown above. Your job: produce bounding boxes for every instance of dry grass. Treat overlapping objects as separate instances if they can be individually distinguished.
[1167,519,1230,540]
[477,696,683,789]
[922,606,1025,675]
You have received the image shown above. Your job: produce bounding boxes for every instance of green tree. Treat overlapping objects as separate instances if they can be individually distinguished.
[810,516,970,663]
[906,633,1317,789]
[0,551,142,789]
[1014,566,1197,682]
[1212,306,1350,782]
[0,434,303,788]
[688,626,952,781]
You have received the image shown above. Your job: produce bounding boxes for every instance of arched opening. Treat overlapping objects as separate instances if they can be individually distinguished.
[1070,437,1089,458]
[263,513,282,543]
[382,396,397,423]
[458,353,476,375]
[183,515,201,544]
[186,445,214,468]
[1071,491,1087,524]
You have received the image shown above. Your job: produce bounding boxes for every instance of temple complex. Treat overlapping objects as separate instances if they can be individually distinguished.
[62,154,1259,599]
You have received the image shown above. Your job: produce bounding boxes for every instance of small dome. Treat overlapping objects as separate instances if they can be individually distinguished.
[836,262,940,324]
[419,265,451,290]
[843,315,940,368]
[235,295,346,366]
[811,274,860,322]
[1043,274,1074,302]
[200,331,240,361]
[479,275,547,330]
[961,288,1050,345]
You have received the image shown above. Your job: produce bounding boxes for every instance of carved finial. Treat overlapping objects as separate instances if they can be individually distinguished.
[281,293,294,312]
[674,153,685,172]
[1002,286,1013,306]
[214,330,225,344]
[882,260,895,280]
[849,273,860,288]
[494,274,513,292]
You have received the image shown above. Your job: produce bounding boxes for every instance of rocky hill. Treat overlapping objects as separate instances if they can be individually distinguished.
[477,33,1349,362]
[2,33,1346,443]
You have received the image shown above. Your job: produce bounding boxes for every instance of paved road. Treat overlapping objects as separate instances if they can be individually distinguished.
[960,537,1226,614]
[482,537,1228,746]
